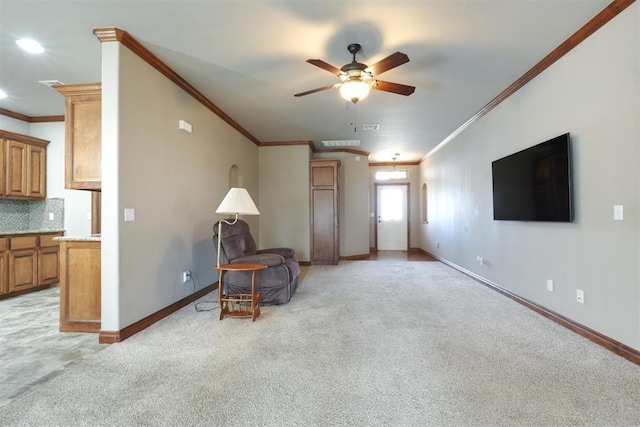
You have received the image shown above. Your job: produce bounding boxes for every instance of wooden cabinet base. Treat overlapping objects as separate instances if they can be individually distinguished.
[59,240,101,333]
[0,232,62,298]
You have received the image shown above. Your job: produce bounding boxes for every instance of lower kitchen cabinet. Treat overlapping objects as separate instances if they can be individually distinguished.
[39,234,61,285]
[9,249,38,293]
[58,239,101,332]
[0,232,63,298]
[0,238,7,295]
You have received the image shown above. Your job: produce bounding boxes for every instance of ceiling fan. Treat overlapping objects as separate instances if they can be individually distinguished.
[294,43,415,104]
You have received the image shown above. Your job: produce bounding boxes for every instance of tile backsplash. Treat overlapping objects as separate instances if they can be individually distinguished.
[0,198,64,232]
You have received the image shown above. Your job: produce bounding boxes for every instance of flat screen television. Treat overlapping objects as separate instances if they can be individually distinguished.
[492,133,573,222]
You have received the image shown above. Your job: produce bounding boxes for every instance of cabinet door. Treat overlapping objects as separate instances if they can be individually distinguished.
[38,246,59,285]
[309,160,341,265]
[59,241,101,332]
[9,250,38,292]
[0,238,6,295]
[0,253,7,295]
[6,140,27,197]
[0,139,5,197]
[27,145,46,199]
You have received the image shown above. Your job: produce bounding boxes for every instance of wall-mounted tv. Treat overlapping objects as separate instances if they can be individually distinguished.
[492,133,573,222]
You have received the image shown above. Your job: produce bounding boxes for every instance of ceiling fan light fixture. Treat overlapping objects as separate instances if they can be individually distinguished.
[339,78,371,103]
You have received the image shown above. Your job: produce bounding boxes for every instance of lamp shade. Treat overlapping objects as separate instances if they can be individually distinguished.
[216,187,260,215]
[339,79,371,103]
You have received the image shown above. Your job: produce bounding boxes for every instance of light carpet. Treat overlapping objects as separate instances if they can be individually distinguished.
[1,260,639,426]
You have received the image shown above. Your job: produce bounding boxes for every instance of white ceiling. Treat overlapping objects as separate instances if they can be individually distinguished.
[0,0,610,161]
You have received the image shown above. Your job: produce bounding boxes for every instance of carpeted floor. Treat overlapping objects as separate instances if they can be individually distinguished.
[1,259,639,426]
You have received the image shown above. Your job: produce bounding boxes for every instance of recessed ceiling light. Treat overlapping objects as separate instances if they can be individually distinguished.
[16,38,45,54]
[0,89,7,99]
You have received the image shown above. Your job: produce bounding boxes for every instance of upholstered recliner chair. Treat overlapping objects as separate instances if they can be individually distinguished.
[212,219,300,305]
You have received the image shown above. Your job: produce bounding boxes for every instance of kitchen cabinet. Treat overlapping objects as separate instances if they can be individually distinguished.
[0,130,49,200]
[309,159,341,265]
[8,235,38,293]
[0,139,5,197]
[39,234,61,285]
[58,238,101,332]
[27,144,46,198]
[0,238,7,295]
[6,140,27,197]
[54,83,102,190]
[0,232,63,298]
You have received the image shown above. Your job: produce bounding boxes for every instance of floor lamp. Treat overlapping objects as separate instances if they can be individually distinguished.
[215,187,260,268]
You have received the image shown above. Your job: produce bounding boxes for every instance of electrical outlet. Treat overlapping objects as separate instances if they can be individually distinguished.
[547,279,554,292]
[182,271,191,283]
[576,289,584,304]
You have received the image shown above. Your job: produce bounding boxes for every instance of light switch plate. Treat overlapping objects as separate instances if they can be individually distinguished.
[614,205,623,220]
[124,208,135,222]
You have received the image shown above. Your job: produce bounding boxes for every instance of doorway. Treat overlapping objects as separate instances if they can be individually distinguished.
[375,183,408,251]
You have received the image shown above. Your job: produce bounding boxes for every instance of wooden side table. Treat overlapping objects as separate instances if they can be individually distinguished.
[215,263,267,321]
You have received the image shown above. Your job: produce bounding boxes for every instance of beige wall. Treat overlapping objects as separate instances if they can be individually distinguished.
[258,145,311,262]
[420,5,640,350]
[101,41,259,331]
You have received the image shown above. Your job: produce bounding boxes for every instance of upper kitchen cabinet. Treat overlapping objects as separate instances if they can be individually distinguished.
[54,83,102,191]
[0,130,49,200]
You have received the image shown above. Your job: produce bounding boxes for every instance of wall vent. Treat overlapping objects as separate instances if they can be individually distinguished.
[38,80,64,87]
[321,140,360,147]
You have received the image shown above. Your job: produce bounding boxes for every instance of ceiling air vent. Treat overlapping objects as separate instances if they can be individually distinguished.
[362,124,380,131]
[321,140,360,147]
[38,80,64,87]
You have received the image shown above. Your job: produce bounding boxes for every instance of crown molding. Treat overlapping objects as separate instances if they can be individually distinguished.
[423,0,636,162]
[0,108,64,123]
[93,26,261,146]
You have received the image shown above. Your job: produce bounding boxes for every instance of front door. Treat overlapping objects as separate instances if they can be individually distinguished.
[376,184,408,251]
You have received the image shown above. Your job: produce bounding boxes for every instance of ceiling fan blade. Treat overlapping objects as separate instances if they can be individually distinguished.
[366,52,410,76]
[306,59,343,75]
[373,80,416,96]
[294,84,337,97]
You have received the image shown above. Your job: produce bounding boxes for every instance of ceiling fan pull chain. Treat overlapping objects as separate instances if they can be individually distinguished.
[352,109,357,133]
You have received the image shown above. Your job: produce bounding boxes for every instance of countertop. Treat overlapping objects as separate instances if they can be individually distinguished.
[53,234,101,242]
